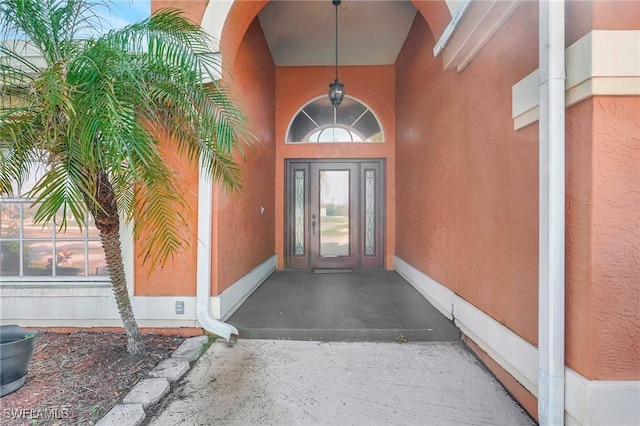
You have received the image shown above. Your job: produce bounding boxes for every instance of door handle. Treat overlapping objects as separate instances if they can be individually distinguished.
[312,214,316,235]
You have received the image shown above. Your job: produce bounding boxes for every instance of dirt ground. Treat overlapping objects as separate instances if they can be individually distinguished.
[0,331,185,426]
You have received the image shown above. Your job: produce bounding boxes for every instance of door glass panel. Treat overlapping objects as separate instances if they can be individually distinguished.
[294,170,305,256]
[320,170,349,257]
[365,169,375,255]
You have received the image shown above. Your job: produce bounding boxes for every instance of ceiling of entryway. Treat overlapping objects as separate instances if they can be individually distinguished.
[258,0,419,66]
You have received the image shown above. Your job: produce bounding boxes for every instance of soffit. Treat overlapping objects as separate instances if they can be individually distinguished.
[258,0,418,66]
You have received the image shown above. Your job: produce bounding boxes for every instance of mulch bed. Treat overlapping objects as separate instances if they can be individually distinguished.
[0,331,186,426]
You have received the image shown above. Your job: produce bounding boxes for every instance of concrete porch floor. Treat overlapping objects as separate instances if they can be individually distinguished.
[227,269,460,342]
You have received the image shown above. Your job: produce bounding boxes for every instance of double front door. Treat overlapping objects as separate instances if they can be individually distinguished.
[286,160,384,269]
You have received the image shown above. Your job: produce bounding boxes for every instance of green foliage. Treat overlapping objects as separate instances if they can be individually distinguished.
[395,333,408,344]
[0,0,255,268]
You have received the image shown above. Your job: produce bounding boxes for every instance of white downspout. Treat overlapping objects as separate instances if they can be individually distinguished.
[196,163,239,347]
[196,0,238,346]
[538,1,565,425]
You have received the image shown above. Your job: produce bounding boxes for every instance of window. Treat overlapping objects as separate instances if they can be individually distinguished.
[0,165,108,279]
[287,96,383,143]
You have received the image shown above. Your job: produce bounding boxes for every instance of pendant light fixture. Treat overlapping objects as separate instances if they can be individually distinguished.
[328,0,345,108]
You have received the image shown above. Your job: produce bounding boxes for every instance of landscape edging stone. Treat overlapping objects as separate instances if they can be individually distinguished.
[96,335,211,426]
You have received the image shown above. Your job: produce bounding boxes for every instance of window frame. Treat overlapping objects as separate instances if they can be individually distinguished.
[285,95,384,144]
[0,164,110,283]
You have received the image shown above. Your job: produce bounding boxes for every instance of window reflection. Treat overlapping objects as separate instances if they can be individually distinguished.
[23,241,53,276]
[0,203,20,238]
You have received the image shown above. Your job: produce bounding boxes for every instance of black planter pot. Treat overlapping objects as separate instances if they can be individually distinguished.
[0,325,40,397]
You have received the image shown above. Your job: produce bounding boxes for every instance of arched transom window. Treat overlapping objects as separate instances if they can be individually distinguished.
[286,96,383,143]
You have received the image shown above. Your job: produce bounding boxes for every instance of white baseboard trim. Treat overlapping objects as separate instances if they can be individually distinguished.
[392,257,455,321]
[565,370,640,426]
[211,254,277,320]
[394,256,538,394]
[394,255,640,426]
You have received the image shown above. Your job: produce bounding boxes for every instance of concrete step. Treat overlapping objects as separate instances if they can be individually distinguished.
[234,326,460,342]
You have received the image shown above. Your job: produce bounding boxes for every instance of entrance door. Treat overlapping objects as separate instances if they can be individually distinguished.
[286,160,384,269]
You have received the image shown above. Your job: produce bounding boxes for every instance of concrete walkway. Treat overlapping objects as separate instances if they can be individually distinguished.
[146,340,534,426]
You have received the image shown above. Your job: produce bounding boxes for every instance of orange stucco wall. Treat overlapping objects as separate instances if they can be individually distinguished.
[213,17,276,294]
[566,0,640,45]
[220,1,269,79]
[134,137,200,296]
[274,66,396,270]
[136,0,210,296]
[567,97,640,380]
[140,1,276,296]
[410,0,451,41]
[152,0,208,23]
[396,2,540,345]
[588,97,640,379]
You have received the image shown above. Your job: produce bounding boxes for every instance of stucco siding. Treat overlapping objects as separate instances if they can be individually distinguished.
[134,0,214,297]
[214,17,277,294]
[395,2,540,349]
[589,96,640,380]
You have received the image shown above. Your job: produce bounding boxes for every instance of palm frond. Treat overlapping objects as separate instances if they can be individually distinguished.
[28,159,89,230]
[0,120,42,196]
[1,0,256,269]
[130,164,189,268]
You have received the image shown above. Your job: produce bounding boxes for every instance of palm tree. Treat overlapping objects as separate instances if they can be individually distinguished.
[0,0,253,355]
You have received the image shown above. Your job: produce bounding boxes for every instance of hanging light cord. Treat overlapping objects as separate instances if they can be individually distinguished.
[334,0,339,81]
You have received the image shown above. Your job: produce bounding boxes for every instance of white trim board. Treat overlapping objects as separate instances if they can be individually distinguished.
[210,254,276,320]
[565,371,640,426]
[512,30,640,130]
[394,255,640,426]
[201,0,233,43]
[434,0,520,72]
[200,0,233,72]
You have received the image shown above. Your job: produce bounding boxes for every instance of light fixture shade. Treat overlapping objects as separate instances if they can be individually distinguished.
[329,79,345,107]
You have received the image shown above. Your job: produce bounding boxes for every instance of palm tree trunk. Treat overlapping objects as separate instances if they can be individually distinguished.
[90,173,145,355]
[100,229,146,355]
